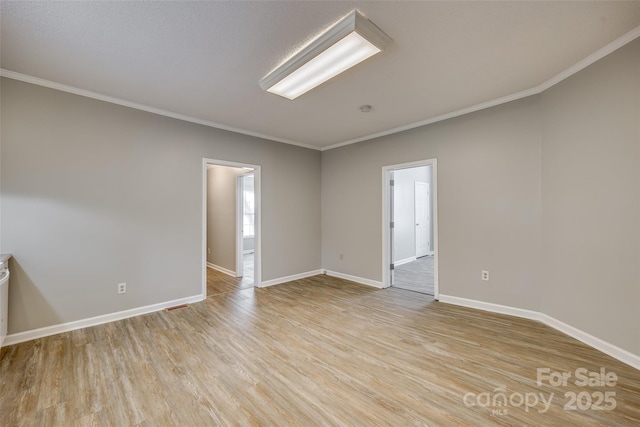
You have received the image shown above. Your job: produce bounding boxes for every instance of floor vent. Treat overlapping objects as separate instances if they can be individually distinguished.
[165,304,189,312]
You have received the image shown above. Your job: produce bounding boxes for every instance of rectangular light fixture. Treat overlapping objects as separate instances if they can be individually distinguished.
[259,10,391,100]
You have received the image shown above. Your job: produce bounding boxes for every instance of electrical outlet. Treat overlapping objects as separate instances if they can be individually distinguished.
[339,253,344,260]
[207,248,211,255]
[481,271,489,281]
[118,282,127,294]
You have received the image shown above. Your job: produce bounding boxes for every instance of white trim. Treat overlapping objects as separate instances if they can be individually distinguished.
[394,256,416,267]
[206,262,235,277]
[439,294,640,371]
[253,167,262,288]
[236,175,244,277]
[432,161,439,299]
[258,270,324,288]
[202,162,208,298]
[3,294,203,347]
[324,88,540,151]
[324,270,385,289]
[0,69,318,151]
[320,25,640,151]
[537,25,640,92]
[439,294,542,320]
[382,159,439,299]
[3,25,639,152]
[0,270,9,348]
[237,172,256,277]
[539,314,640,371]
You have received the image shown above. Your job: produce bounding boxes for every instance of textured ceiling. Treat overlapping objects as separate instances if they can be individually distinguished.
[2,1,640,150]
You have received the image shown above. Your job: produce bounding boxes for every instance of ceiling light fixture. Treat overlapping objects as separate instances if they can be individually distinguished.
[259,10,391,100]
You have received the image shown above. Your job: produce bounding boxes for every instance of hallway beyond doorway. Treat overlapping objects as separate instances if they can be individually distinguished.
[207,252,254,296]
[392,256,434,296]
[241,253,254,287]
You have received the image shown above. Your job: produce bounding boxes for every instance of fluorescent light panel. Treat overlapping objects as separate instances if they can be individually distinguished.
[260,11,391,100]
[268,32,379,100]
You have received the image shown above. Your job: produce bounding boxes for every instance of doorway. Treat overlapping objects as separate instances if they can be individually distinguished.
[237,173,255,284]
[382,159,438,298]
[202,159,261,298]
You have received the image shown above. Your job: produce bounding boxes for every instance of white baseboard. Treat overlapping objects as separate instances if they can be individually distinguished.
[206,262,235,277]
[324,270,385,289]
[3,294,204,347]
[394,256,416,267]
[539,313,640,371]
[439,294,640,371]
[438,295,543,321]
[258,269,324,288]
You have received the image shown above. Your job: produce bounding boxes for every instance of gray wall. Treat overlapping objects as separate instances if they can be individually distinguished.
[540,40,640,355]
[1,78,321,334]
[1,39,638,356]
[322,39,640,356]
[322,96,542,311]
[206,166,245,271]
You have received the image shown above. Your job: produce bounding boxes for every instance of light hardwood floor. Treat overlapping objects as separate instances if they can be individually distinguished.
[208,254,254,295]
[1,270,639,426]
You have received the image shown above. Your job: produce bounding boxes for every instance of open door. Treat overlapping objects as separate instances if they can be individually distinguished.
[236,173,255,278]
[389,171,395,286]
[415,182,430,258]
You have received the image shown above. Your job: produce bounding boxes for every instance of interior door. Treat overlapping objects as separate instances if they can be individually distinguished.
[389,171,395,285]
[415,182,430,258]
[236,175,245,278]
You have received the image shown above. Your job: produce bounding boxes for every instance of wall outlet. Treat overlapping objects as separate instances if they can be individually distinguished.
[118,282,127,294]
[481,271,490,281]
[207,248,211,255]
[339,253,344,260]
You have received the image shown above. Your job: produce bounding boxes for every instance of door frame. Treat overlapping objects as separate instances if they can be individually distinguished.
[414,181,430,258]
[382,158,439,299]
[202,158,262,298]
[236,172,255,277]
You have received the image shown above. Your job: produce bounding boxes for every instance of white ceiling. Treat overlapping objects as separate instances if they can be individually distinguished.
[2,1,640,150]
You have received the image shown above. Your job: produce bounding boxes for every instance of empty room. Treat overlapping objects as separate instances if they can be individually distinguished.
[1,1,639,425]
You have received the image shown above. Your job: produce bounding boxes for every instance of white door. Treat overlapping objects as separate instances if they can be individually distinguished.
[415,182,430,258]
[389,171,395,285]
[237,174,255,278]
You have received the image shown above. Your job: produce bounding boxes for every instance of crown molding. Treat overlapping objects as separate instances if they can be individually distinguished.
[321,24,640,151]
[537,24,640,92]
[321,86,540,151]
[0,69,320,151]
[2,24,638,152]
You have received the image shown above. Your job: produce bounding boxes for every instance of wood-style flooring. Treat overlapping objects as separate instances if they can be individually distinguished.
[393,255,435,295]
[1,270,639,426]
[208,254,255,295]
